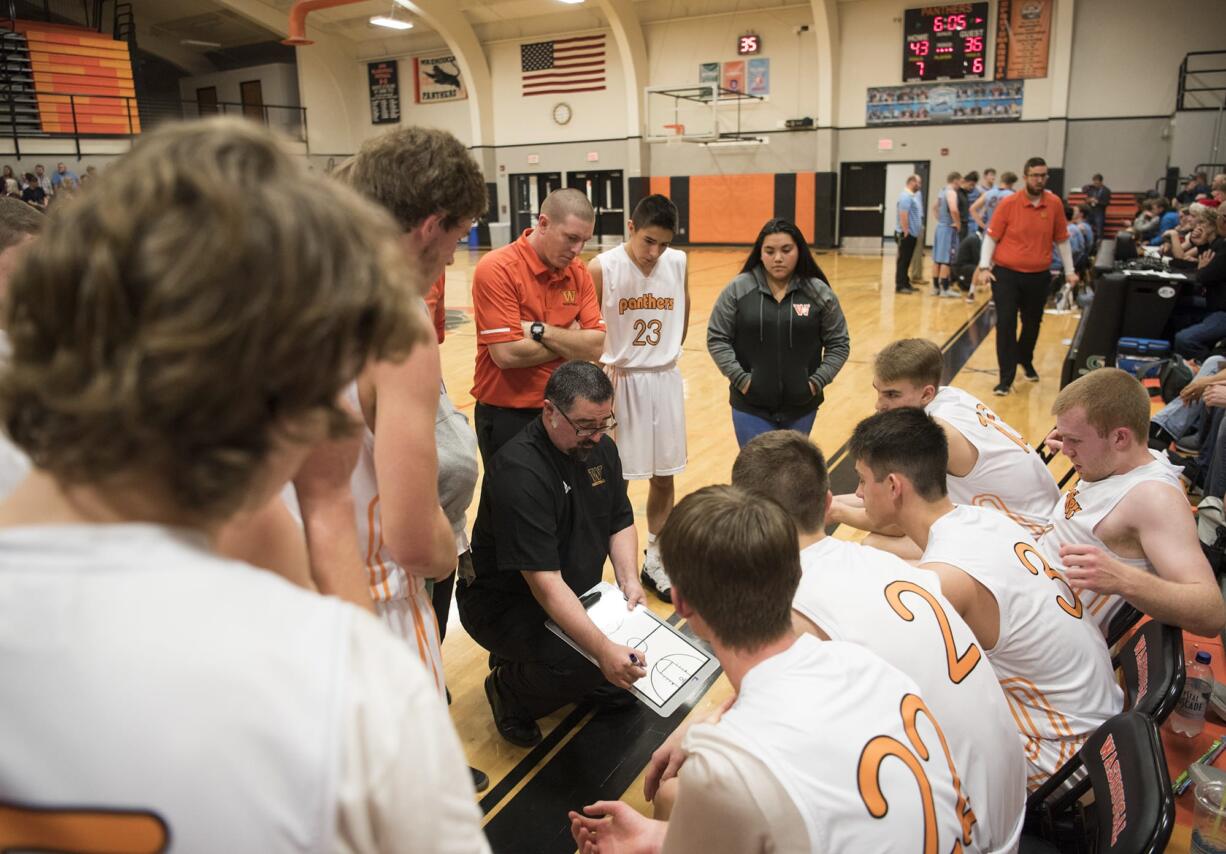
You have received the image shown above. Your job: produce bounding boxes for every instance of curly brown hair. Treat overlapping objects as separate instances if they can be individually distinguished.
[344,126,487,231]
[0,117,426,519]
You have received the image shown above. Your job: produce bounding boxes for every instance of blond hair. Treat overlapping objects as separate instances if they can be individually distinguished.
[874,338,943,389]
[1052,368,1150,440]
[1,118,426,520]
[541,188,595,223]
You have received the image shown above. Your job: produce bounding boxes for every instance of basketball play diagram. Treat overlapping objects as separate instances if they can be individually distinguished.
[588,596,708,706]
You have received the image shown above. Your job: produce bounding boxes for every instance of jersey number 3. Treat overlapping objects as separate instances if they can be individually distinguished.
[631,319,662,347]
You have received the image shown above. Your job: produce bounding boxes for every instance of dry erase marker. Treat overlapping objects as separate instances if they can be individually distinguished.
[580,591,601,609]
[629,653,641,666]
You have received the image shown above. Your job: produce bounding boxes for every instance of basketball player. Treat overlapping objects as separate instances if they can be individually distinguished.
[1041,369,1225,637]
[731,431,1025,854]
[931,171,962,297]
[589,194,690,602]
[569,486,976,853]
[0,119,487,850]
[850,408,1122,791]
[830,337,1060,558]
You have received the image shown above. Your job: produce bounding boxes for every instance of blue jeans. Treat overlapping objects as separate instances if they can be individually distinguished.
[732,409,817,448]
[1175,312,1226,362]
[1154,355,1226,439]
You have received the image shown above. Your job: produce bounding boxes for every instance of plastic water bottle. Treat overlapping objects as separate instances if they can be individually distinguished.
[1173,651,1215,738]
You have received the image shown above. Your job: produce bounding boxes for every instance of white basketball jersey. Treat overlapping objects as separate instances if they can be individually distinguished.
[1039,450,1185,633]
[598,244,686,369]
[344,381,446,698]
[795,538,1024,854]
[926,386,1060,537]
[705,636,978,853]
[921,505,1123,791]
[0,524,351,850]
[0,331,30,499]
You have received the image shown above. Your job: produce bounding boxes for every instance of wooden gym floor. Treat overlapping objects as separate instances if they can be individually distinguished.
[434,245,1079,853]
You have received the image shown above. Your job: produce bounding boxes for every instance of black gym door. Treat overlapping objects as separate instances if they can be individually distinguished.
[839,162,888,245]
[509,172,563,235]
[567,170,624,243]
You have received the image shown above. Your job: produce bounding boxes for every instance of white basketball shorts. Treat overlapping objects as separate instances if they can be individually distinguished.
[606,364,687,480]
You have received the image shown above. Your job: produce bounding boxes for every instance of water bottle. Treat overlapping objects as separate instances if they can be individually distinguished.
[1172,651,1215,738]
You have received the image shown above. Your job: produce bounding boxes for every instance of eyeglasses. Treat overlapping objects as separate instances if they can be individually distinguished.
[549,400,617,438]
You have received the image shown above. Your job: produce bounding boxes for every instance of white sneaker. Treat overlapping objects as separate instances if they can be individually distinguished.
[640,557,672,603]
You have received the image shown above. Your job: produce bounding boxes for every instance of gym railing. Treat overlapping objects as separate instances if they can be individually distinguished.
[0,91,308,158]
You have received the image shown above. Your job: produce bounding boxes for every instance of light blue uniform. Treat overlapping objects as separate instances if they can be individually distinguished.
[966,184,985,236]
[933,187,958,265]
[896,189,923,238]
[980,187,1015,229]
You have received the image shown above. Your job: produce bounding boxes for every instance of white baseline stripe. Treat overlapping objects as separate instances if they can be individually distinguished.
[479,327,513,335]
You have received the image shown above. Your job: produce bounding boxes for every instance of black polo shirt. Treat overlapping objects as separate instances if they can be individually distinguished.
[470,417,634,605]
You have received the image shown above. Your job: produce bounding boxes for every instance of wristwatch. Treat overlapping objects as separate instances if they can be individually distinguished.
[530,321,545,342]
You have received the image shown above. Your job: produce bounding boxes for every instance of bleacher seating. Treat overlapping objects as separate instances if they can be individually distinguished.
[1067,190,1139,240]
[11,21,139,135]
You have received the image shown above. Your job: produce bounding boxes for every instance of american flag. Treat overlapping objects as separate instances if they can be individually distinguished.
[520,34,606,96]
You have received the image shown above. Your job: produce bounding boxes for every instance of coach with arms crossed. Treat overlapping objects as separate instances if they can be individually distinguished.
[471,189,605,466]
[459,361,647,747]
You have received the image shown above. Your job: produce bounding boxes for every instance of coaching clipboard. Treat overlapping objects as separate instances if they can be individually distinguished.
[546,581,719,717]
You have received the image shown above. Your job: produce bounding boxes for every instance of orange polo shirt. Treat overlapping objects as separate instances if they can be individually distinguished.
[424,273,446,344]
[987,189,1069,273]
[471,229,604,408]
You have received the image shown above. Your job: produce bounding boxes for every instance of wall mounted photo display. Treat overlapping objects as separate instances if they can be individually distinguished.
[747,57,770,95]
[722,60,746,94]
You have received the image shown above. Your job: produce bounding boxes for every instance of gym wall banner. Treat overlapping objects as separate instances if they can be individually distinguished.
[866,79,1023,126]
[414,54,468,104]
[994,0,1052,80]
[368,61,401,125]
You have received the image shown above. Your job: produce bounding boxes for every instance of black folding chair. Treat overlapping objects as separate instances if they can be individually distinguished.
[1023,711,1174,854]
[1105,603,1145,648]
[1112,619,1185,724]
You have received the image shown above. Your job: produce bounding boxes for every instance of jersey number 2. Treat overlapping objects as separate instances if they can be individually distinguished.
[631,319,662,347]
[884,581,982,684]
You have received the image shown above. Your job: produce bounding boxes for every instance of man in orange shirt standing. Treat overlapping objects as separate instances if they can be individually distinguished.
[974,156,1079,396]
[471,188,606,465]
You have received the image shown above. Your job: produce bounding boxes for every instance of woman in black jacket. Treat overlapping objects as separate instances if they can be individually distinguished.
[707,219,851,447]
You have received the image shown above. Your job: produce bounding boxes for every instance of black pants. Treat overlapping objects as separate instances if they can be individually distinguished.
[474,402,541,469]
[991,265,1049,387]
[895,234,917,289]
[457,580,606,720]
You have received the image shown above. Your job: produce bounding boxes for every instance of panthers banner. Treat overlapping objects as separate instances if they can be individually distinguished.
[413,53,468,104]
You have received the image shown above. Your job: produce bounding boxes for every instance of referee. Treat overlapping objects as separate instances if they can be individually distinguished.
[458,361,647,747]
[974,156,1078,395]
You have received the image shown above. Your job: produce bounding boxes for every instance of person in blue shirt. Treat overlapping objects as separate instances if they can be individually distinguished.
[1149,199,1181,246]
[49,161,79,190]
[970,171,1016,232]
[894,174,923,294]
[966,168,994,236]
[931,171,962,297]
[1051,205,1086,274]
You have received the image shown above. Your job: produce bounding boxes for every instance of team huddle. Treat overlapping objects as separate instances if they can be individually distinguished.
[0,117,1222,853]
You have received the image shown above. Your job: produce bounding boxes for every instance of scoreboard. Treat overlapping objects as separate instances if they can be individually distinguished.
[902,3,989,82]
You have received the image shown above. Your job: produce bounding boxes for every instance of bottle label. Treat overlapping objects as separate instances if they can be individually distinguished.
[1180,679,1212,716]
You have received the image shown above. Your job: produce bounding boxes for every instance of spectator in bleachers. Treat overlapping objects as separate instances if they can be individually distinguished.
[1126,198,1163,243]
[1082,173,1112,239]
[1152,357,1226,455]
[1051,204,1087,286]
[3,179,20,200]
[1,166,15,185]
[1178,172,1211,205]
[1172,205,1226,362]
[1150,198,1183,246]
[34,164,51,198]
[970,170,1016,231]
[1213,174,1226,204]
[20,174,46,209]
[1167,204,1218,266]
[50,162,78,191]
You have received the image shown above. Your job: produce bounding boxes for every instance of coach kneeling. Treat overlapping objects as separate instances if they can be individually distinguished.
[459,361,647,747]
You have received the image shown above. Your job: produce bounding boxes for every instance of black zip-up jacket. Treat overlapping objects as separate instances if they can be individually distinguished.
[706,267,851,422]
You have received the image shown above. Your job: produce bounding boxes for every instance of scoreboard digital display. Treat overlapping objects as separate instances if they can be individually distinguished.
[902,3,989,82]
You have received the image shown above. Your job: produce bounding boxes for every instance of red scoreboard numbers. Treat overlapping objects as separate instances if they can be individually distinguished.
[902,3,989,82]
[737,33,760,55]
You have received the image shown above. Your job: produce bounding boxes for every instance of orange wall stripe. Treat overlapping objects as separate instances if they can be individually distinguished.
[689,174,774,243]
[795,172,816,241]
[649,176,669,197]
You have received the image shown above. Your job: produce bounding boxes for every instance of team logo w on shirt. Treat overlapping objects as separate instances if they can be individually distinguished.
[793,303,810,318]
[1064,488,1082,520]
[587,465,605,486]
[562,290,577,305]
